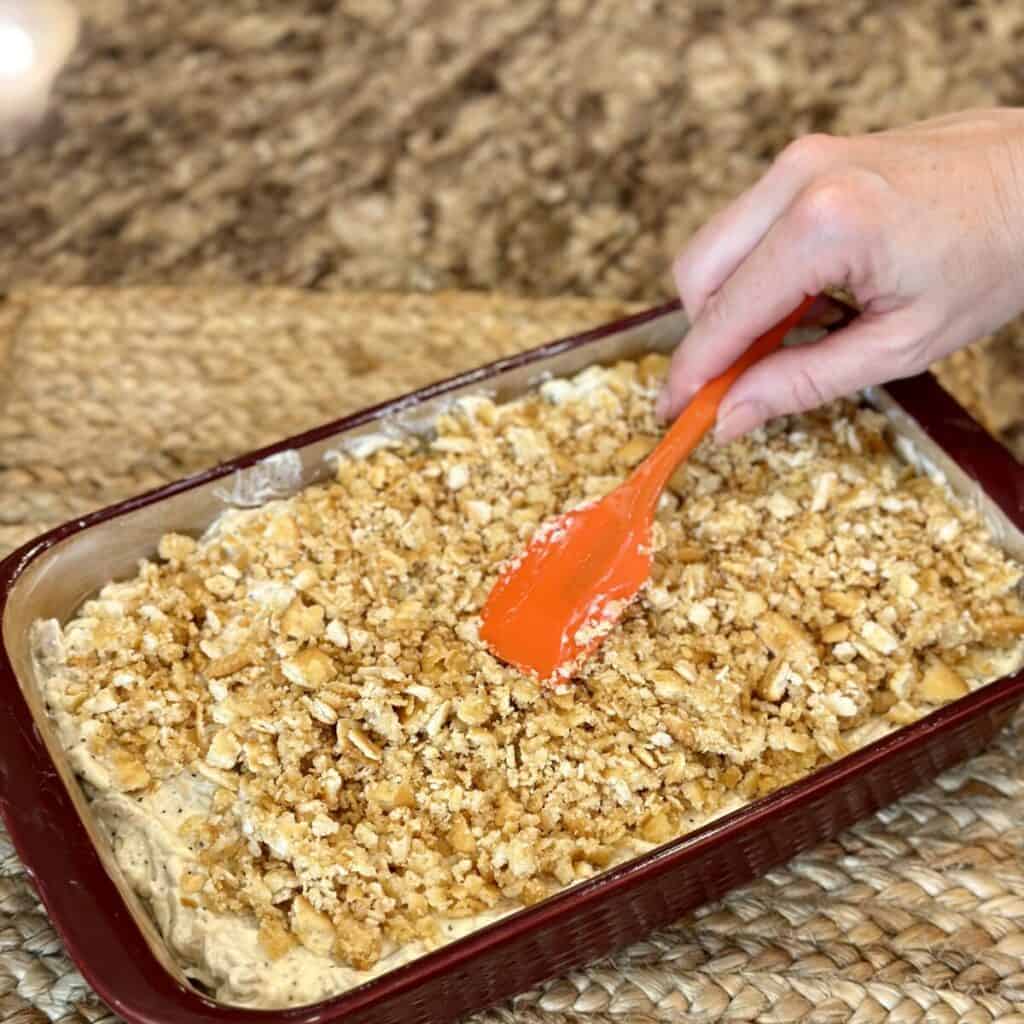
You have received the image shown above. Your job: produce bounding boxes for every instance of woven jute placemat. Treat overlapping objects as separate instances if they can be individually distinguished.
[2,288,1024,1024]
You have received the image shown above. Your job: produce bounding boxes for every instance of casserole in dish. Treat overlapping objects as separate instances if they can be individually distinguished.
[3,301,1024,1024]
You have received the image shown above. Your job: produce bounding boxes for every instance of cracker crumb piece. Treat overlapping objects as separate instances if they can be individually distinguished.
[345,724,382,761]
[833,642,858,663]
[614,435,658,466]
[206,729,242,769]
[507,837,538,878]
[281,648,335,688]
[641,810,673,844]
[811,472,837,512]
[281,598,326,641]
[983,614,1024,643]
[205,575,236,599]
[368,779,416,810]
[456,694,492,726]
[311,814,339,837]
[861,621,899,655]
[446,464,470,491]
[206,649,253,679]
[158,533,198,563]
[757,657,790,702]
[110,749,151,791]
[757,612,816,665]
[918,660,968,703]
[258,916,297,961]
[652,669,687,702]
[466,500,493,526]
[766,493,798,520]
[325,619,349,648]
[291,896,336,958]
[887,701,921,726]
[335,917,382,972]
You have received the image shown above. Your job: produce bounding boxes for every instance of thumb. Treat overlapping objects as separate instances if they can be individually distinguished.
[714,308,927,442]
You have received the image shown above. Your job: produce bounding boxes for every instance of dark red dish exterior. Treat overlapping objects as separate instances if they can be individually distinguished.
[2,301,1023,1024]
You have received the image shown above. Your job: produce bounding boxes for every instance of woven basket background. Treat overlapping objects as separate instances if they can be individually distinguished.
[3,288,1024,1024]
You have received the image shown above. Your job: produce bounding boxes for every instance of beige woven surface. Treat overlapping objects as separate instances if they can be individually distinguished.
[3,288,1024,1024]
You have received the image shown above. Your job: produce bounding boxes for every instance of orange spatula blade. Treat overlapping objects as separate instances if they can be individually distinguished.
[479,492,654,681]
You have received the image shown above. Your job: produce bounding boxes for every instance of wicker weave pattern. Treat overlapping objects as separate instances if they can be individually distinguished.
[2,289,1024,1024]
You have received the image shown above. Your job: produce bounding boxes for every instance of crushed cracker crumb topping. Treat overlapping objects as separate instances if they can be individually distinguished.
[39,355,1024,971]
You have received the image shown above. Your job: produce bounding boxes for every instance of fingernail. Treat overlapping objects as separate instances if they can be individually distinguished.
[714,400,770,444]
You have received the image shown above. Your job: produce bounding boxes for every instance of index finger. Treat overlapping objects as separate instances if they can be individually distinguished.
[673,133,843,317]
[658,176,866,420]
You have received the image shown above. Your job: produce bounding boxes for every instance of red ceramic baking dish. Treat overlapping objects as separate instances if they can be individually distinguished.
[2,300,1024,1024]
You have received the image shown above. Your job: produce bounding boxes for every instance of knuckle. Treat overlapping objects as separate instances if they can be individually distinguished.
[672,253,705,315]
[789,365,834,412]
[880,308,944,380]
[888,332,934,379]
[792,174,865,242]
[777,133,841,173]
[699,289,732,335]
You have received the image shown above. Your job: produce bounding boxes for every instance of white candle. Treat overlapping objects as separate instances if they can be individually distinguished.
[0,0,79,148]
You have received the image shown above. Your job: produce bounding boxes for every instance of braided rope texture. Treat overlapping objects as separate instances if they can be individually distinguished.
[2,289,1024,1024]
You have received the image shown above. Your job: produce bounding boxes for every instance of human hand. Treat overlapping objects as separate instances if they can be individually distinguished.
[657,109,1024,441]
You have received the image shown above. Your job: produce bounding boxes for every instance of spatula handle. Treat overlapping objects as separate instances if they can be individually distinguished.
[637,295,815,503]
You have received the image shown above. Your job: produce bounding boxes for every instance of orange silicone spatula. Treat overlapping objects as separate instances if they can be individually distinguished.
[479,295,815,684]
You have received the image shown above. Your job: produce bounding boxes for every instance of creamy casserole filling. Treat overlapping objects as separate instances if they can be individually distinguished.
[33,354,1024,1007]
